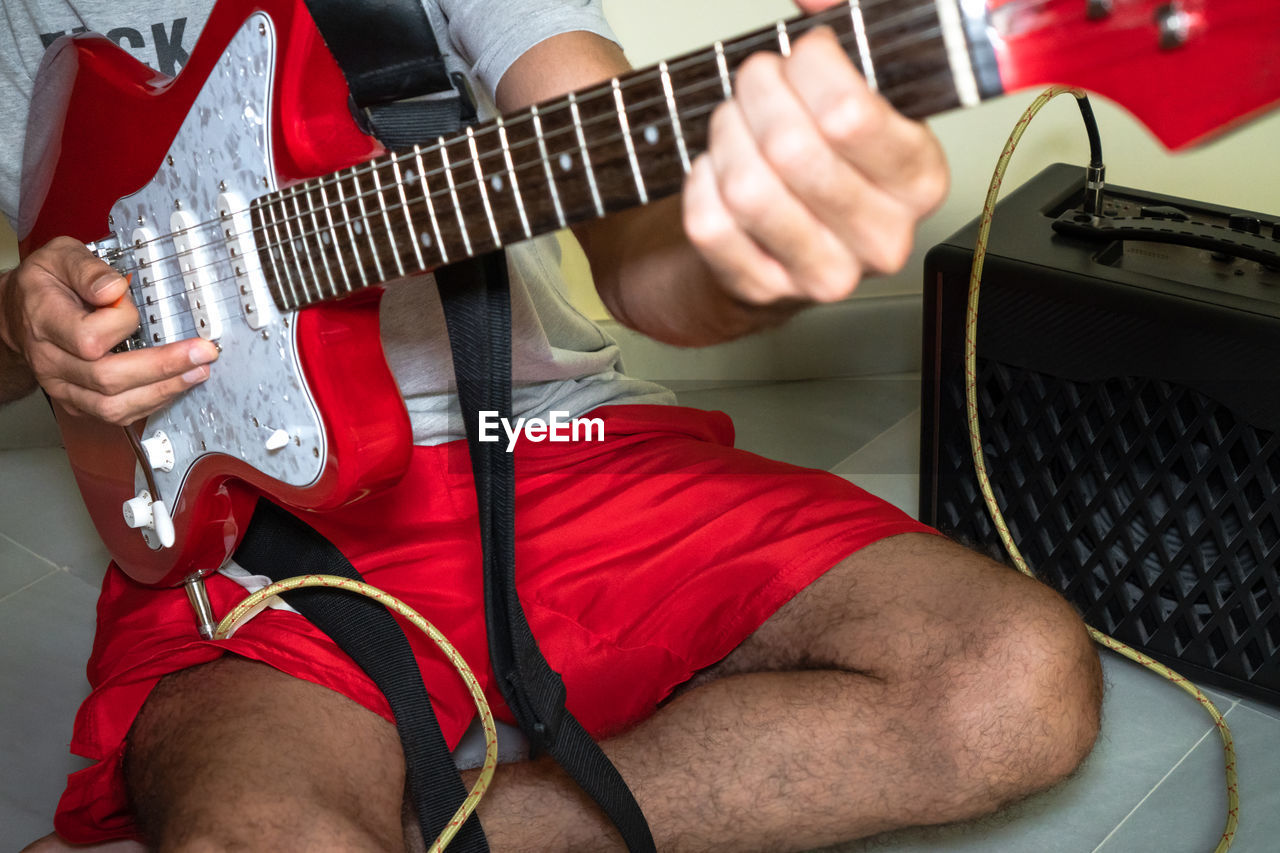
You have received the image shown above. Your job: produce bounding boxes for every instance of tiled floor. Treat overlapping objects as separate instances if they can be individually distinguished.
[2,376,1277,850]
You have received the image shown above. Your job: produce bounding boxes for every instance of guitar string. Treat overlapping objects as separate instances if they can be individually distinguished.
[121,25,960,334]
[116,18,950,318]
[117,0,938,269]
[137,83,973,341]
[114,0,942,264]
[119,21,953,330]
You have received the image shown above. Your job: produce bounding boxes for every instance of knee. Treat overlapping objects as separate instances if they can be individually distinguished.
[993,581,1102,780]
[931,576,1102,808]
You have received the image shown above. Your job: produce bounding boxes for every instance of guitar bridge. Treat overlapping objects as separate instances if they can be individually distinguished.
[87,234,149,353]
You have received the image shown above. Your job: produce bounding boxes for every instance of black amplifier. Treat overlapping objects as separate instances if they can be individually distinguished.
[921,163,1280,704]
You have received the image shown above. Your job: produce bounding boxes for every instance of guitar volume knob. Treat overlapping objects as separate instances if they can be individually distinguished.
[141,431,176,472]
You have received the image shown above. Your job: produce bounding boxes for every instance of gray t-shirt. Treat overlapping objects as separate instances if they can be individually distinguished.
[0,0,672,443]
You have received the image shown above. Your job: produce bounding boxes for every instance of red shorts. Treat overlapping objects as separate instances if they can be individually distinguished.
[54,405,932,842]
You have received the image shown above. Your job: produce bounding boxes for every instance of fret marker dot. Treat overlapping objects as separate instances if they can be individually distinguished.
[405,169,418,184]
[559,153,573,173]
[490,175,504,193]
[294,239,303,253]
[321,232,332,246]
[644,125,660,145]
[354,222,364,235]
[420,231,433,248]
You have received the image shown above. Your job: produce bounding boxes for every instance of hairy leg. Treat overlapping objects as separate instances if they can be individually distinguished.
[463,532,1102,852]
[119,532,1101,852]
[125,656,408,851]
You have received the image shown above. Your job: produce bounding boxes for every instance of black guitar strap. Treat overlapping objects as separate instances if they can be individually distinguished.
[277,2,655,851]
[435,255,657,853]
[303,0,475,147]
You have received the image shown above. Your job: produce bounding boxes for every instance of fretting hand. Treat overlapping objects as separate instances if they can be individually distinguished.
[681,0,948,307]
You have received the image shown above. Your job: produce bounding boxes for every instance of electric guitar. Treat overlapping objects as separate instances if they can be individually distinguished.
[18,0,1280,588]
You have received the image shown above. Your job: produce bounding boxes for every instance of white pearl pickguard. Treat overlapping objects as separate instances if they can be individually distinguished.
[108,12,326,543]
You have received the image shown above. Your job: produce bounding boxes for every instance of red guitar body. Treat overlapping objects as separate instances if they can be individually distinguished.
[19,0,412,587]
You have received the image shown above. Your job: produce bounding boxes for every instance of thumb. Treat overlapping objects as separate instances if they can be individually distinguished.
[43,237,129,308]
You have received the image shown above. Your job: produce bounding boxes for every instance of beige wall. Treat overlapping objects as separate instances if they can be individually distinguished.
[0,224,14,271]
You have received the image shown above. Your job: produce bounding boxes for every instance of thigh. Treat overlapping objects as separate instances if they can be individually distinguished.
[125,655,407,850]
[701,531,1071,682]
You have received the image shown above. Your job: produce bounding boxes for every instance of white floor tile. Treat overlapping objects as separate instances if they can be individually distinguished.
[817,652,1229,852]
[0,448,110,586]
[0,570,99,849]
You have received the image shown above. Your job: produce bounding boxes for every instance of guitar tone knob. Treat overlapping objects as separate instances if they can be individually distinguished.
[122,492,154,529]
[141,431,176,472]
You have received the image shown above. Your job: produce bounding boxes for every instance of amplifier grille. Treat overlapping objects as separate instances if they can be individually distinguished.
[937,359,1280,700]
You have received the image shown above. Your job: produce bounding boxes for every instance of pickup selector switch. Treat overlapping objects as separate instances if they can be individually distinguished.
[264,428,291,451]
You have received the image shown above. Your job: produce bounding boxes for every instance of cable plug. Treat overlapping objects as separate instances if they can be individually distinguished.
[1084,163,1106,218]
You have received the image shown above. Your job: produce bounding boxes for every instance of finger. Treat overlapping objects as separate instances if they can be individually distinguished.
[51,337,219,397]
[785,28,948,212]
[704,94,859,301]
[732,42,921,274]
[794,0,844,12]
[26,282,145,361]
[682,154,791,305]
[49,365,211,427]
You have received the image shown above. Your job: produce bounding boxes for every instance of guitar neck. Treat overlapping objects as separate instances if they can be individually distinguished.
[250,0,1001,310]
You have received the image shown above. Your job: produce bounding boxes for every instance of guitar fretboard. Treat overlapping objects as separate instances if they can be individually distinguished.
[249,0,997,311]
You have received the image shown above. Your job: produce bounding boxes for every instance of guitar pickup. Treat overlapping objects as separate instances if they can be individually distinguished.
[219,191,275,330]
[171,208,224,340]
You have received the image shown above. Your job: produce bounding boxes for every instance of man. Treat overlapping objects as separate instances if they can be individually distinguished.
[1,0,1103,850]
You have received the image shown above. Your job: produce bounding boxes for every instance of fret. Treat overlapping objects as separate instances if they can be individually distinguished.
[567,93,605,218]
[349,167,387,282]
[613,72,688,205]
[438,137,473,256]
[467,126,533,246]
[286,185,327,298]
[659,62,691,174]
[498,118,532,239]
[495,111,565,238]
[848,0,878,92]
[466,126,502,247]
[530,105,567,228]
[413,144,449,264]
[389,155,426,272]
[714,41,732,99]
[290,184,336,299]
[300,183,339,298]
[316,180,353,293]
[612,78,648,205]
[368,160,405,278]
[333,169,372,288]
[858,2,962,119]
[267,193,307,308]
[658,48,722,166]
[776,21,791,57]
[251,198,289,309]
[933,0,980,107]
